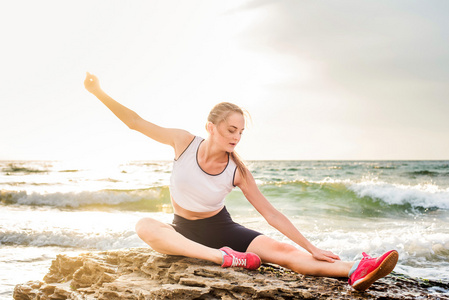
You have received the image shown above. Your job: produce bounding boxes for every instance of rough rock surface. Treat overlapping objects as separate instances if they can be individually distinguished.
[14,248,449,299]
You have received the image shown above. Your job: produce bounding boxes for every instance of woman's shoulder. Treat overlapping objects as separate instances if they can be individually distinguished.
[176,130,196,142]
[173,131,196,160]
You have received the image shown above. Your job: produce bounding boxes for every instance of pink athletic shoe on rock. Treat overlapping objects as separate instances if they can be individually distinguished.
[349,250,399,291]
[220,247,261,270]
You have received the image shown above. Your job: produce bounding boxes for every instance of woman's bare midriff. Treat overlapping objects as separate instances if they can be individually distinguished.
[171,197,223,220]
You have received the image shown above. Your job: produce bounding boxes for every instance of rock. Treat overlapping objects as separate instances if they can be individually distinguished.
[13,248,449,299]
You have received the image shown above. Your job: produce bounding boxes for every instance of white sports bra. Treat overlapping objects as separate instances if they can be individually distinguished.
[169,136,237,212]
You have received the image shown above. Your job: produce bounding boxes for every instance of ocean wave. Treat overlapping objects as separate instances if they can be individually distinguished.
[258,179,449,211]
[1,163,49,174]
[0,229,145,250]
[435,164,449,170]
[2,179,448,213]
[0,188,171,211]
[349,182,449,210]
[372,165,397,170]
[406,170,449,177]
[407,170,440,176]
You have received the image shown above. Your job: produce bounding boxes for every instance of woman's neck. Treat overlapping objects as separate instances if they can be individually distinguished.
[200,139,228,164]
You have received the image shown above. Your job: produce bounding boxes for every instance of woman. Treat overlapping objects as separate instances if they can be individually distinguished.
[84,72,398,291]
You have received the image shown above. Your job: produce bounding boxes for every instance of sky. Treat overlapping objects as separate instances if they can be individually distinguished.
[1,0,448,161]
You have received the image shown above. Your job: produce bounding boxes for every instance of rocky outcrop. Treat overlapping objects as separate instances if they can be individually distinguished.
[14,248,449,299]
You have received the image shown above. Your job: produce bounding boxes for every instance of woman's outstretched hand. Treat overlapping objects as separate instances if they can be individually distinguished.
[311,246,341,263]
[84,72,101,94]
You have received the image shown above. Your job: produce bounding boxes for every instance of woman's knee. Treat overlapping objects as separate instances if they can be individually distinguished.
[249,236,299,264]
[266,241,301,267]
[274,242,299,259]
[135,217,165,241]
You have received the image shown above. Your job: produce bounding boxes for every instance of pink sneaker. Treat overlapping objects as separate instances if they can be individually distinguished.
[349,250,399,291]
[220,247,261,270]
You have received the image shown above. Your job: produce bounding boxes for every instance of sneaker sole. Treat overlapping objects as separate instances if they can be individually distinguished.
[352,250,399,292]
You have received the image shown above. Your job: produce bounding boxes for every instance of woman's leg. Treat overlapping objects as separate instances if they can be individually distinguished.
[135,217,222,264]
[247,235,353,277]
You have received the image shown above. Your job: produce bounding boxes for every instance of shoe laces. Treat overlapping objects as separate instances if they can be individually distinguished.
[361,252,372,260]
[230,255,246,267]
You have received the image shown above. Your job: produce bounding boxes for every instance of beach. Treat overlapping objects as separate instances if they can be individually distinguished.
[1,160,449,298]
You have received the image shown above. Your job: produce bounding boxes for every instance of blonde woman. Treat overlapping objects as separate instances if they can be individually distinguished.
[84,72,398,291]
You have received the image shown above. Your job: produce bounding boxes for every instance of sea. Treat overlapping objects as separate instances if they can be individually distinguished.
[1,160,449,298]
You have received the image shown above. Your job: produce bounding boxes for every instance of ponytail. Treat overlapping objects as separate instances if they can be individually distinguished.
[230,151,248,183]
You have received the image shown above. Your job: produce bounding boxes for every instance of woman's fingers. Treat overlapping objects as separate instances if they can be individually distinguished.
[85,72,96,82]
[84,72,100,93]
[328,251,341,260]
[313,249,341,263]
[325,252,340,261]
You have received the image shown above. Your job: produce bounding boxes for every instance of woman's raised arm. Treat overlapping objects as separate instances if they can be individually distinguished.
[84,72,193,154]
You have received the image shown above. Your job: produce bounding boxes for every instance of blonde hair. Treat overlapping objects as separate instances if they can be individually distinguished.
[207,102,249,182]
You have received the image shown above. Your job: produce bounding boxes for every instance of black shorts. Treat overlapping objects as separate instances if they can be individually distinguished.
[170,206,262,252]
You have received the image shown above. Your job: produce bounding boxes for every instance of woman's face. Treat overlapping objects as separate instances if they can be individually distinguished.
[213,112,245,152]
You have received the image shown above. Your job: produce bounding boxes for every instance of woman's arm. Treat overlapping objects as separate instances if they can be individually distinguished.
[84,72,193,155]
[235,168,340,263]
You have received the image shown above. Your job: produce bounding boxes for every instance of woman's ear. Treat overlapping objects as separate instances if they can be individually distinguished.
[206,122,214,135]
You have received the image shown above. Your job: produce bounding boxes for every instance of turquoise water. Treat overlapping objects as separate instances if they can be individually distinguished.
[1,160,449,297]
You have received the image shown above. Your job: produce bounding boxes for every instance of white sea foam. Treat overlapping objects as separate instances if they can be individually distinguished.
[0,208,168,250]
[349,181,449,209]
[1,188,167,208]
[0,229,146,250]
